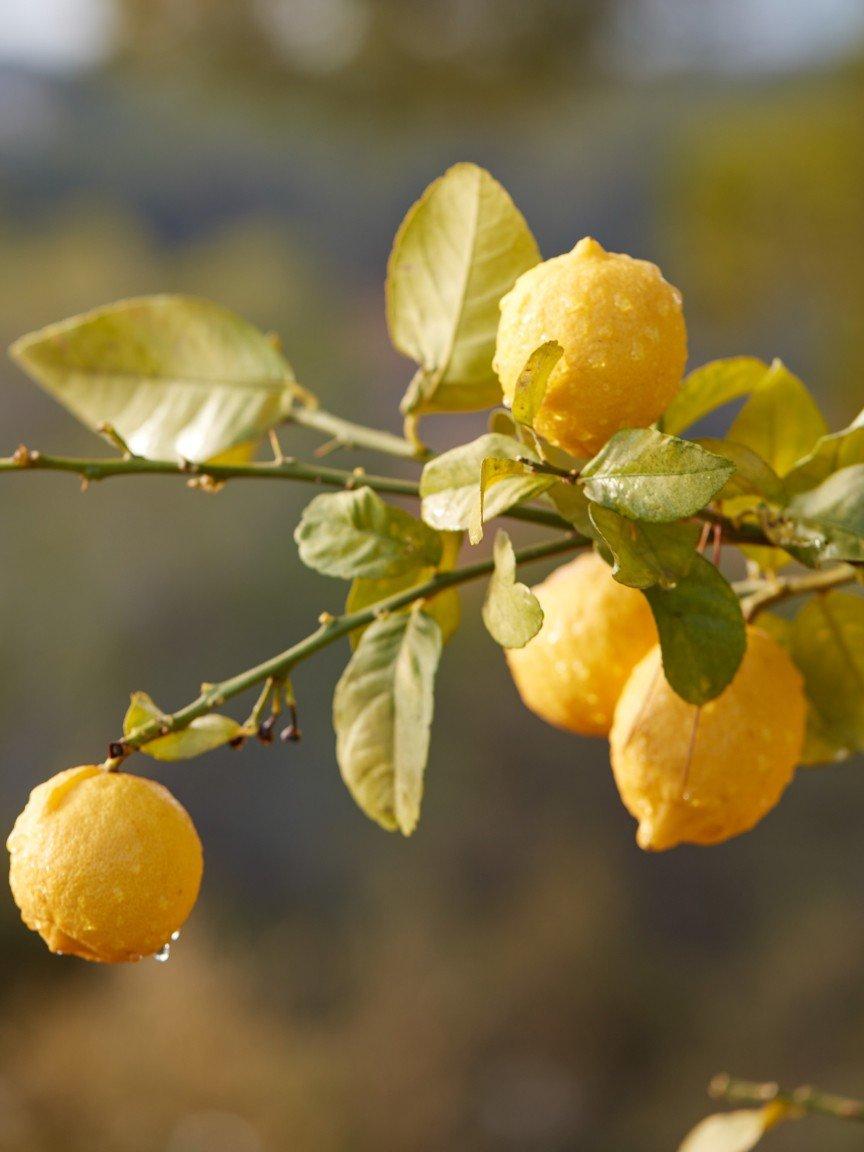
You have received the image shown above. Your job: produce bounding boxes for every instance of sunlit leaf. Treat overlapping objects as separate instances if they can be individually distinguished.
[644,555,746,703]
[661,357,774,436]
[295,487,443,579]
[468,456,545,544]
[511,341,563,427]
[386,163,540,416]
[123,691,241,761]
[678,1106,785,1152]
[420,433,549,531]
[697,438,786,502]
[785,408,864,494]
[481,530,544,648]
[345,570,460,650]
[10,295,300,462]
[546,481,597,538]
[580,428,734,522]
[333,609,442,835]
[791,592,864,756]
[589,505,701,589]
[786,464,864,561]
[728,360,827,477]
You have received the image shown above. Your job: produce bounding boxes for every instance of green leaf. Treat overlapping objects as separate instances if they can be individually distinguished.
[678,1107,784,1152]
[10,295,300,462]
[420,433,548,531]
[588,505,701,589]
[546,481,598,538]
[468,456,548,545]
[481,530,544,648]
[345,572,460,651]
[644,555,746,704]
[785,407,864,494]
[386,163,540,416]
[580,428,734,522]
[511,341,563,427]
[787,464,864,561]
[123,691,241,761]
[333,609,443,835]
[697,438,786,502]
[661,356,774,436]
[791,592,864,757]
[295,487,443,579]
[728,360,827,476]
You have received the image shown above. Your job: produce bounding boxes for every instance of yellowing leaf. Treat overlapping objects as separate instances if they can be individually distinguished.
[661,357,774,436]
[511,341,563,427]
[728,360,827,477]
[387,163,540,416]
[678,1106,785,1152]
[333,610,442,835]
[791,591,864,756]
[345,571,460,650]
[11,295,300,462]
[123,691,241,761]
[482,530,544,648]
[785,407,864,494]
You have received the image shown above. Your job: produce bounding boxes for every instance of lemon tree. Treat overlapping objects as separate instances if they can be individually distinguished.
[1,162,862,984]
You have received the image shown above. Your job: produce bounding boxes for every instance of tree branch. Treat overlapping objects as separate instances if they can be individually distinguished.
[709,1073,864,1123]
[112,533,586,759]
[738,564,860,621]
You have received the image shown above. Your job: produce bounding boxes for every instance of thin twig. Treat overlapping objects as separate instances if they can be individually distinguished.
[739,564,859,621]
[709,1074,864,1123]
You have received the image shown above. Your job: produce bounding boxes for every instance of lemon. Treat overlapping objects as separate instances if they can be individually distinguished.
[7,766,203,962]
[610,627,805,850]
[494,237,687,457]
[506,551,658,737]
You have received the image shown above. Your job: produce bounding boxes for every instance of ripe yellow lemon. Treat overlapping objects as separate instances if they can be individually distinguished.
[506,551,658,737]
[494,237,687,457]
[609,627,805,850]
[7,766,203,962]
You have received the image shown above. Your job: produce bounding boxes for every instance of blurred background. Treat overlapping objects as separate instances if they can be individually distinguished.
[1,2,864,1149]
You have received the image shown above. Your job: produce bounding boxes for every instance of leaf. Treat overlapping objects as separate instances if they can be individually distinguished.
[786,464,864,561]
[511,341,563,427]
[580,428,734,522]
[468,456,547,545]
[123,692,241,762]
[661,357,774,436]
[785,407,864,494]
[697,438,786,503]
[482,530,544,648]
[588,505,701,589]
[333,609,443,835]
[295,487,443,579]
[728,360,827,477]
[791,592,864,756]
[420,433,549,531]
[644,555,747,704]
[546,481,598,538]
[386,163,540,416]
[345,571,460,650]
[10,295,300,462]
[678,1106,785,1152]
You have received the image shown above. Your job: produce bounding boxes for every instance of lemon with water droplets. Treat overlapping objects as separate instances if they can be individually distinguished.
[506,552,658,737]
[7,766,203,962]
[609,626,805,850]
[494,237,687,457]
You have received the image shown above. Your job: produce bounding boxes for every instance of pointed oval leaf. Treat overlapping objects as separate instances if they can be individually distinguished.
[10,295,299,462]
[511,341,564,427]
[123,691,241,761]
[644,555,746,704]
[588,505,701,589]
[580,428,734,522]
[728,360,827,477]
[791,591,864,755]
[482,530,544,648]
[295,487,443,579]
[678,1107,782,1152]
[661,357,774,436]
[387,163,540,415]
[696,438,786,502]
[786,464,864,561]
[785,408,864,494]
[333,610,443,835]
[420,433,548,531]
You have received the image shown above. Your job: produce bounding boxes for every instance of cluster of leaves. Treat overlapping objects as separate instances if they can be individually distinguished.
[8,162,864,837]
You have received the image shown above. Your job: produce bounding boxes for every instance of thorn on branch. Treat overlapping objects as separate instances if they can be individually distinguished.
[12,444,36,467]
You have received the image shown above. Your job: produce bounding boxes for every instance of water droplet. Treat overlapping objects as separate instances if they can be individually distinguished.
[658,576,678,590]
[170,930,181,942]
[154,943,171,963]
